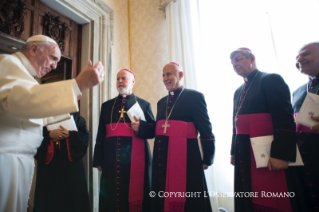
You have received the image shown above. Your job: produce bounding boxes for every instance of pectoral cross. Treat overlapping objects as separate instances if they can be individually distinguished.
[235,116,238,123]
[119,108,126,118]
[162,121,170,133]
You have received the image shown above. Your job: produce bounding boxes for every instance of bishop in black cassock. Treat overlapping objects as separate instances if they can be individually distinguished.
[33,113,91,212]
[93,69,156,212]
[152,62,215,212]
[292,42,319,211]
[230,48,304,212]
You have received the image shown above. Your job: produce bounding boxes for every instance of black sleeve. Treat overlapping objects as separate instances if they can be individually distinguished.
[191,92,215,166]
[231,89,239,156]
[136,102,156,139]
[93,105,106,167]
[263,74,297,162]
[68,113,90,161]
[34,127,51,163]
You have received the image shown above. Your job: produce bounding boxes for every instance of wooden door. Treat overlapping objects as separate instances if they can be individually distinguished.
[0,0,82,82]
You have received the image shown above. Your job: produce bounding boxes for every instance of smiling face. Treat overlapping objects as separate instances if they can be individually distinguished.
[296,43,319,77]
[162,63,183,91]
[231,51,255,78]
[116,69,135,95]
[31,42,61,78]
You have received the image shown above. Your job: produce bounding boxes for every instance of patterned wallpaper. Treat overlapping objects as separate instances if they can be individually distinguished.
[103,0,130,98]
[130,0,169,116]
[103,0,169,115]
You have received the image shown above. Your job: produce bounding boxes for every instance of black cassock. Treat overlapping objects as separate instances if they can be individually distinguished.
[292,76,319,211]
[152,86,215,212]
[33,113,91,212]
[93,94,155,212]
[231,69,307,212]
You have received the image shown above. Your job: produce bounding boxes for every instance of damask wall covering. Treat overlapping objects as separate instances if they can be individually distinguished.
[103,0,168,116]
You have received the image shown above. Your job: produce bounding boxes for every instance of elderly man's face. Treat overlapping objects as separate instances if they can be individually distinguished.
[296,44,319,77]
[162,64,183,91]
[33,43,61,78]
[231,52,255,77]
[117,70,135,94]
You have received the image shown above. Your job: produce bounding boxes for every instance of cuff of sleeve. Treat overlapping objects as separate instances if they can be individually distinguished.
[72,79,82,100]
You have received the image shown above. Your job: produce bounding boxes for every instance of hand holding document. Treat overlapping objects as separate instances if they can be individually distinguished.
[295,93,319,127]
[250,135,303,168]
[127,102,145,122]
[46,115,78,131]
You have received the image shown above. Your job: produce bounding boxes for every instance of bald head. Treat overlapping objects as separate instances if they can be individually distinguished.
[296,42,319,77]
[162,63,184,91]
[117,69,135,95]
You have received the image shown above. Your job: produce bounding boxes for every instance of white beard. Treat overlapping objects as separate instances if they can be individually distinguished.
[117,84,133,95]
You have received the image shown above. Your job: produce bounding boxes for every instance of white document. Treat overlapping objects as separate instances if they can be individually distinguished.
[46,115,78,131]
[295,93,319,127]
[250,135,304,168]
[127,102,146,122]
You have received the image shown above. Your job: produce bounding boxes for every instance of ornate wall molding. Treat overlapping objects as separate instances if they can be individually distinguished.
[39,1,113,211]
[158,0,176,12]
[43,12,70,53]
[0,0,26,36]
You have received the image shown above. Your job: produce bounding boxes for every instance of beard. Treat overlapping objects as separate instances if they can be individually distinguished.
[117,84,133,95]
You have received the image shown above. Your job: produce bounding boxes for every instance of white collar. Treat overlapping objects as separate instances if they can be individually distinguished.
[14,52,37,77]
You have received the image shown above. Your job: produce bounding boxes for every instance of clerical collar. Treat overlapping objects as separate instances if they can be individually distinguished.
[119,93,134,99]
[169,86,184,96]
[244,69,258,82]
[309,74,319,80]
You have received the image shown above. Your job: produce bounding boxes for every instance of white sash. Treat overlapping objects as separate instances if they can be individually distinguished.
[0,123,43,158]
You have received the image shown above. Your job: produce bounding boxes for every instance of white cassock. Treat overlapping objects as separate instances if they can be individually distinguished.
[0,52,81,212]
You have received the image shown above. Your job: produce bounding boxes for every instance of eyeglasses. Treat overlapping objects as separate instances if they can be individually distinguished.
[231,56,245,64]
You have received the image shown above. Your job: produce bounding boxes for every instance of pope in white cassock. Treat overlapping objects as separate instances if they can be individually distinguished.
[0,34,105,212]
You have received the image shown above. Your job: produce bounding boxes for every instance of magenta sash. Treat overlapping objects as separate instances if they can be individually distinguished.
[236,113,292,212]
[105,123,145,211]
[294,113,318,134]
[155,120,197,212]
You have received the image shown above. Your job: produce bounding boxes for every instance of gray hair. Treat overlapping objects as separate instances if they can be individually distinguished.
[230,49,254,59]
[21,41,51,52]
[230,49,256,67]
